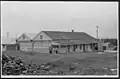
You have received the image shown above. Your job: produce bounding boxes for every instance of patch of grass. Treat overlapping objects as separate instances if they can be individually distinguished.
[2,51,64,65]
[2,50,117,75]
[48,52,117,73]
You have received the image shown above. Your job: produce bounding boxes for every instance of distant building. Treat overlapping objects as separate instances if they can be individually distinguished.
[102,42,115,50]
[17,31,102,53]
[2,37,18,51]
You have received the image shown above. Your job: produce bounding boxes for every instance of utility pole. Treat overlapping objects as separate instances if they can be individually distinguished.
[31,40,34,55]
[96,25,99,39]
[96,25,99,52]
[16,32,19,39]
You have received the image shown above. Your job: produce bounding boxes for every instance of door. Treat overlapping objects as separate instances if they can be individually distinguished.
[83,44,85,52]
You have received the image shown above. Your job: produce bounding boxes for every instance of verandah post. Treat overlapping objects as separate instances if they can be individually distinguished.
[92,43,94,52]
[59,43,60,53]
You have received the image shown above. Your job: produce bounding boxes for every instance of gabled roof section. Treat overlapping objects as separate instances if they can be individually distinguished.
[53,40,97,45]
[16,33,37,41]
[25,33,37,39]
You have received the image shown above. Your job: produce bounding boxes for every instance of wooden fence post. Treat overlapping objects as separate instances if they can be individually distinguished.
[31,40,34,55]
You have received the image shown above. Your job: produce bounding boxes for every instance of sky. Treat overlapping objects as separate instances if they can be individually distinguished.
[1,2,118,39]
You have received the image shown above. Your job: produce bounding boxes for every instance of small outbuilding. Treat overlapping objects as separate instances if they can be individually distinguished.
[2,37,18,51]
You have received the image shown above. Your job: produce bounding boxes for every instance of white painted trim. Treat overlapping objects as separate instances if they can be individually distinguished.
[33,31,52,40]
[17,33,31,41]
[16,33,24,40]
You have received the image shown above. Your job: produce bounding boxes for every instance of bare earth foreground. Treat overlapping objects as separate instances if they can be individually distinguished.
[2,50,118,75]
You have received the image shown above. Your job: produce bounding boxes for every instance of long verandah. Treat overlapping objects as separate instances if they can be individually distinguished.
[51,41,98,53]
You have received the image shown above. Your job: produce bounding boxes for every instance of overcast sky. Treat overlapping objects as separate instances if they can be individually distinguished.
[1,2,118,39]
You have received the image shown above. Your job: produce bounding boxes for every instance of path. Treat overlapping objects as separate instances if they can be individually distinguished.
[49,54,66,62]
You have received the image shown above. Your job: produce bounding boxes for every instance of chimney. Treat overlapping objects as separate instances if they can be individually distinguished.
[72,29,74,32]
[6,32,9,38]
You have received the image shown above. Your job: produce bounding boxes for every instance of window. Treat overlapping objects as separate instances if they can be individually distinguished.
[3,45,5,48]
[90,43,92,49]
[40,35,43,39]
[23,35,25,39]
[61,45,66,48]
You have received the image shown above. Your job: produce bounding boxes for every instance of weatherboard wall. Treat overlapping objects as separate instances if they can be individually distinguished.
[33,41,51,53]
[19,41,32,51]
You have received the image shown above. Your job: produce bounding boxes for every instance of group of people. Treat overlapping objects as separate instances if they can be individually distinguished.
[49,46,59,54]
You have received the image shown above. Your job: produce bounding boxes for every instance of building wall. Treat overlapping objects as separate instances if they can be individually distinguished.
[58,48,66,53]
[19,41,32,51]
[98,42,104,51]
[18,33,33,52]
[2,44,17,51]
[6,45,17,50]
[19,41,51,53]
[18,31,52,52]
[33,41,51,53]
[34,41,51,48]
[19,41,98,53]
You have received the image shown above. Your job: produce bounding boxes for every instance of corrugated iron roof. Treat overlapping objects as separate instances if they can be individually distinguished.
[2,37,16,44]
[43,31,98,44]
[24,33,36,39]
[53,39,98,45]
[53,40,73,45]
[43,31,96,39]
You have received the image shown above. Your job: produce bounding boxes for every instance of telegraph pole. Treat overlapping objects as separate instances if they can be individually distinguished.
[96,25,99,52]
[96,25,99,39]
[16,32,19,38]
[31,40,34,55]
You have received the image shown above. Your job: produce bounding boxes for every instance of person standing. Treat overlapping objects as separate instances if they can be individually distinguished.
[56,47,58,54]
[49,46,52,54]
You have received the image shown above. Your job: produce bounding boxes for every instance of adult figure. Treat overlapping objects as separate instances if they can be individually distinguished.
[56,47,58,54]
[49,46,52,54]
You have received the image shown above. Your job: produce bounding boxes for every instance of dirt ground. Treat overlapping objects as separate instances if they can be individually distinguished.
[2,50,118,75]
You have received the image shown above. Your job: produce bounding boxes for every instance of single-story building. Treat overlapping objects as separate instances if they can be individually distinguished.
[101,42,115,50]
[17,30,103,53]
[2,37,18,51]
